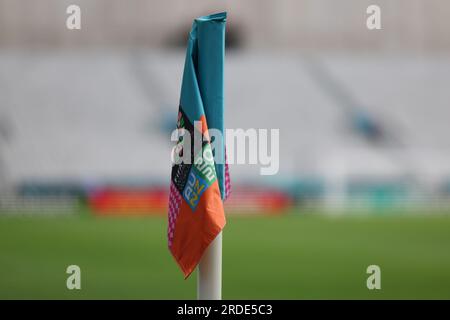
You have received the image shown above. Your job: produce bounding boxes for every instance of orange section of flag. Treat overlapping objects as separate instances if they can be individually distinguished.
[167,111,226,278]
[169,179,225,278]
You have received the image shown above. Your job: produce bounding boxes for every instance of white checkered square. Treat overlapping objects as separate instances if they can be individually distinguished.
[167,182,182,247]
[224,149,231,200]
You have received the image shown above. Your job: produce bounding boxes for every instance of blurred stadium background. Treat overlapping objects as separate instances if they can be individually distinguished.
[1,0,450,299]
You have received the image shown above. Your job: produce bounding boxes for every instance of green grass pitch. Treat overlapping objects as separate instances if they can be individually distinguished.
[1,212,450,299]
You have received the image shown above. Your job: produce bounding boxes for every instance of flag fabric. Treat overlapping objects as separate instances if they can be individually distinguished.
[168,12,230,278]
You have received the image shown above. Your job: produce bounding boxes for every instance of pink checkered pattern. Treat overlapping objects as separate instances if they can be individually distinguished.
[167,182,182,248]
[224,149,231,200]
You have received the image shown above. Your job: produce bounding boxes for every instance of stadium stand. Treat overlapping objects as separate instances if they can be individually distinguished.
[1,51,450,212]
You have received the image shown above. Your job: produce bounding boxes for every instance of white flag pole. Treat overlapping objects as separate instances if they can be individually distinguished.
[197,231,222,300]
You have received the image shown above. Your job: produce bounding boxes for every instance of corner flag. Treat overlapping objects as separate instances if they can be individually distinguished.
[168,12,230,278]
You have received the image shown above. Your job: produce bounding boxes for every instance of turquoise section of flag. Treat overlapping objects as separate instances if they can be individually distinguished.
[179,12,227,199]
